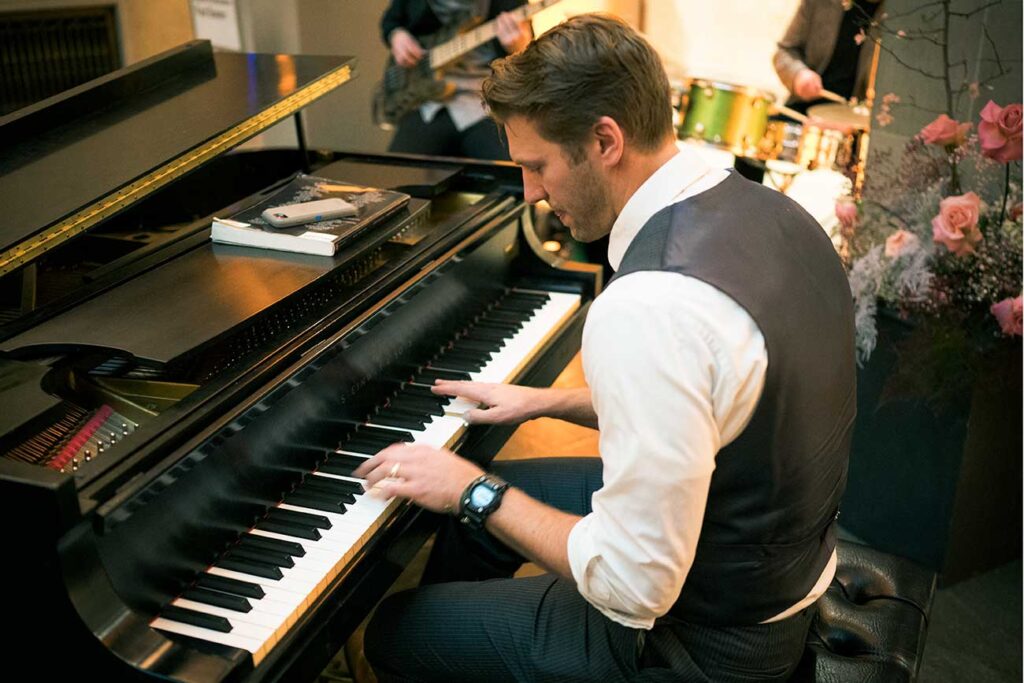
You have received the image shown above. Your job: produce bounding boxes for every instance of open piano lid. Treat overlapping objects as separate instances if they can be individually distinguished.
[0,40,355,277]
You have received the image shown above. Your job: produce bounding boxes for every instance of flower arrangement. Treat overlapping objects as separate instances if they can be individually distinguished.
[844,100,1021,405]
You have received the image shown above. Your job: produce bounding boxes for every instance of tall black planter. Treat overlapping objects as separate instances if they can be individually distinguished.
[841,312,1022,584]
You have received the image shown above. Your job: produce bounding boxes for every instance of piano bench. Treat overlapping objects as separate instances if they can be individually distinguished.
[791,540,937,683]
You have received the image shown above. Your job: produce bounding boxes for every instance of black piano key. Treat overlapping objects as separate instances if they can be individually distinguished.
[415,369,471,384]
[443,346,493,361]
[462,327,510,341]
[378,405,433,422]
[341,439,387,455]
[283,491,347,514]
[451,338,503,353]
[322,452,369,478]
[196,573,265,599]
[161,605,233,633]
[299,478,358,503]
[389,397,444,416]
[181,587,253,613]
[397,383,445,399]
[255,518,322,541]
[345,430,415,448]
[355,425,415,442]
[225,544,295,569]
[484,309,532,323]
[239,533,306,558]
[267,506,332,530]
[439,352,490,368]
[304,474,364,496]
[507,291,550,303]
[502,291,546,303]
[496,300,544,313]
[473,320,521,333]
[215,557,283,580]
[369,413,427,430]
[432,356,485,372]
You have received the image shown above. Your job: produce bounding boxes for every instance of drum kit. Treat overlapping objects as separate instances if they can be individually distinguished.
[671,78,871,197]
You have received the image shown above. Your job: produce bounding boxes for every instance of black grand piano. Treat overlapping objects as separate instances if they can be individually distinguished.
[0,41,598,681]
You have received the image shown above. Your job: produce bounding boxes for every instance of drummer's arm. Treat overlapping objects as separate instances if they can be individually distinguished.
[773,0,812,93]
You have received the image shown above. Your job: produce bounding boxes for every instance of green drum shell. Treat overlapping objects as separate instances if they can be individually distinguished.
[677,81,773,157]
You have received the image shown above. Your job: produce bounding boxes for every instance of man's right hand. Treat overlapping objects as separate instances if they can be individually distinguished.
[390,28,425,68]
[432,380,543,425]
[793,68,823,101]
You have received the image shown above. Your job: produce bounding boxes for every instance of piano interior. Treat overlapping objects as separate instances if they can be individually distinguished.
[0,40,599,682]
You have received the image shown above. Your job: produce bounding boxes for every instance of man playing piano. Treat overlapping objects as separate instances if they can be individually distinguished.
[355,14,855,682]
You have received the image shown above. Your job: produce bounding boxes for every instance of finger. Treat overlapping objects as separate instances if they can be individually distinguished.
[352,453,383,480]
[352,443,405,480]
[432,379,488,401]
[366,476,409,501]
[409,42,424,58]
[462,406,498,425]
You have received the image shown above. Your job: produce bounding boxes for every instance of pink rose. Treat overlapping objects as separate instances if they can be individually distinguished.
[931,191,983,256]
[884,229,920,258]
[835,198,858,229]
[978,100,1023,163]
[919,114,971,147]
[990,295,1022,336]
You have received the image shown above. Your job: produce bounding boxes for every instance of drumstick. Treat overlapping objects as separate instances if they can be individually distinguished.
[819,89,849,105]
[772,104,809,123]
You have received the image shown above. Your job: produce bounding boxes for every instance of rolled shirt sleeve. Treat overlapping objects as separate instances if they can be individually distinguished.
[569,272,767,630]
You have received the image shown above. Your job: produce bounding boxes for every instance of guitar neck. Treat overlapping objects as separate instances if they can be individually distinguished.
[429,1,555,69]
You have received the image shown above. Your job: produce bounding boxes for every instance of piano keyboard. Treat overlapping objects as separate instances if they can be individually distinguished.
[150,288,580,663]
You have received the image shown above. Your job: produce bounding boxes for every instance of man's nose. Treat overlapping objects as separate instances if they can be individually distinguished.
[522,176,547,204]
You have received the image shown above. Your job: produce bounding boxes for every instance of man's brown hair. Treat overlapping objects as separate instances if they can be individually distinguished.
[482,13,673,160]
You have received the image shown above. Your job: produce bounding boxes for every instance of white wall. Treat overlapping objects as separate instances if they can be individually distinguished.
[643,0,800,102]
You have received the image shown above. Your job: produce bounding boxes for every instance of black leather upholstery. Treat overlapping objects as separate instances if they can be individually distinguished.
[791,541,937,682]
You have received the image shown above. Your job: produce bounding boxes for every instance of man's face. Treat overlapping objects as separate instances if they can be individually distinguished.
[504,116,615,243]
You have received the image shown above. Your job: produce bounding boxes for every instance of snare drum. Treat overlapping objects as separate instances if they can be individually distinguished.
[804,103,871,181]
[677,80,774,158]
[758,120,803,163]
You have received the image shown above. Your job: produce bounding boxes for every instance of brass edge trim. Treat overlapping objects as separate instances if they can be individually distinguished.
[0,64,353,277]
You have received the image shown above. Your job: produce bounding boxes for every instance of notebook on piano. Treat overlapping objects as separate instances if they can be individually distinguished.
[211,174,410,256]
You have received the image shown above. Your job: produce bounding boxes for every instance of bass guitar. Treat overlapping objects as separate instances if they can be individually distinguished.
[373,0,560,128]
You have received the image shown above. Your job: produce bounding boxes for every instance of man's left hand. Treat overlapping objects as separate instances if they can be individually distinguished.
[353,443,484,514]
[495,12,531,54]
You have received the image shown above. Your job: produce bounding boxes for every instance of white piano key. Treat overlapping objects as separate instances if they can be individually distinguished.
[151,617,265,654]
[172,597,282,631]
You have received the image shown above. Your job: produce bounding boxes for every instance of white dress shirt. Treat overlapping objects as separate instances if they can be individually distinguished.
[566,145,836,630]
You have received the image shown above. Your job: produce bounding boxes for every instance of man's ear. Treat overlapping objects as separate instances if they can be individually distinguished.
[592,116,625,168]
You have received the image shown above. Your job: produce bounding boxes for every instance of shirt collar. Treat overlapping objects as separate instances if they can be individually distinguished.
[607,145,712,271]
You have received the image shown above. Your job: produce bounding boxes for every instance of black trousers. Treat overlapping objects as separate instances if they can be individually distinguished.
[388,107,510,161]
[365,458,814,682]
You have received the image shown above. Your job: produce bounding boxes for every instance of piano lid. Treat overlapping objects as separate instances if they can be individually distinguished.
[0,40,355,277]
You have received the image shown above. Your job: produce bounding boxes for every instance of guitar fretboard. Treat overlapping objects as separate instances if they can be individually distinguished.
[428,0,558,69]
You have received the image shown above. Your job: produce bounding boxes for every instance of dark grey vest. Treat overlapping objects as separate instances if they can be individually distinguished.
[608,171,855,626]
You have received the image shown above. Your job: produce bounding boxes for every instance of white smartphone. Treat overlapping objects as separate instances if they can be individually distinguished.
[262,198,357,228]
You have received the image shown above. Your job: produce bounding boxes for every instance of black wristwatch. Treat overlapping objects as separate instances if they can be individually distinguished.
[458,474,510,531]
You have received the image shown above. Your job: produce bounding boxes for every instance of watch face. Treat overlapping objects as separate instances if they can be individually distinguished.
[469,485,496,508]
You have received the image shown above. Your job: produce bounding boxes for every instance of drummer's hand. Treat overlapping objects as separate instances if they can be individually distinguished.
[794,68,823,100]
[496,12,531,54]
[390,28,424,68]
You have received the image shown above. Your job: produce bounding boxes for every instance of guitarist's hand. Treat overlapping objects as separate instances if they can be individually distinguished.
[496,12,531,55]
[390,28,425,68]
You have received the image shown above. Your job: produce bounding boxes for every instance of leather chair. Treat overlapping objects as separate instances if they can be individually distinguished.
[792,541,937,682]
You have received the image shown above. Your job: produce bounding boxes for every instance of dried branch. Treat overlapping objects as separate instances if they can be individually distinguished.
[949,0,1001,19]
[881,1,945,22]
